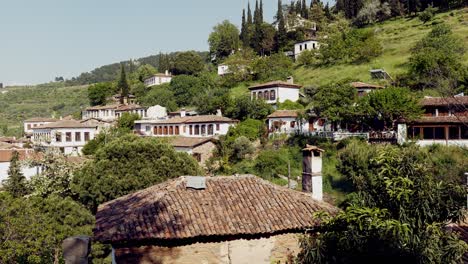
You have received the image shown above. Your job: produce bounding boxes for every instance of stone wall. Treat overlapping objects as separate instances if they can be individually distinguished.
[193,141,216,166]
[115,233,300,264]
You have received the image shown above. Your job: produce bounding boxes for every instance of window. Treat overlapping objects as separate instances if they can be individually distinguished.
[462,126,468,139]
[169,126,173,135]
[158,126,163,135]
[299,45,302,51]
[55,132,62,142]
[434,127,445,139]
[194,125,200,135]
[164,126,168,135]
[305,43,308,50]
[146,126,150,132]
[216,124,220,131]
[270,90,275,100]
[208,124,214,135]
[258,91,263,99]
[84,132,90,142]
[175,126,180,135]
[264,91,269,100]
[189,125,193,135]
[201,125,206,135]
[290,121,296,128]
[449,126,460,139]
[154,127,158,135]
[75,132,81,141]
[313,43,316,49]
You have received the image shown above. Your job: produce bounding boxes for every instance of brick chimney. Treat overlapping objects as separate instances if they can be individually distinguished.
[302,145,324,201]
[180,108,186,117]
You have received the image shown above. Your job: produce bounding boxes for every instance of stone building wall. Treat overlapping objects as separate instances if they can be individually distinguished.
[115,233,301,264]
[193,141,216,166]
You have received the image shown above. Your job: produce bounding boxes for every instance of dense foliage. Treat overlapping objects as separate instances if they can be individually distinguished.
[1,151,29,198]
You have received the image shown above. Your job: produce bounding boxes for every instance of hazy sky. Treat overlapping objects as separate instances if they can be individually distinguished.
[0,0,331,85]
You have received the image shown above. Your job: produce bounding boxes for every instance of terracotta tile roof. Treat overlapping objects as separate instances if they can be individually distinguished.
[351,82,384,89]
[24,117,58,122]
[138,115,238,125]
[421,96,468,106]
[32,120,97,129]
[0,149,34,162]
[85,103,145,111]
[85,104,121,111]
[412,116,468,124]
[94,175,338,245]
[115,104,145,111]
[268,110,299,118]
[249,81,302,90]
[169,137,216,148]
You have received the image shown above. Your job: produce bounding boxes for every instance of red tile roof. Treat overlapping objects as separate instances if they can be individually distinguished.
[351,82,384,89]
[169,137,216,148]
[421,96,468,106]
[94,175,338,245]
[24,117,58,122]
[249,81,302,90]
[33,120,97,129]
[85,104,145,111]
[139,115,238,125]
[267,110,299,118]
[412,116,468,124]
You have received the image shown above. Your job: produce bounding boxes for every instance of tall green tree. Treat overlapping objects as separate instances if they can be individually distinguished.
[240,9,249,47]
[72,134,201,212]
[2,151,28,198]
[208,20,240,62]
[88,82,114,106]
[301,0,309,18]
[117,64,130,104]
[276,0,288,51]
[172,51,205,75]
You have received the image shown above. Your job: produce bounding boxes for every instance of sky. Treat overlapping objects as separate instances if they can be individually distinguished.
[0,0,331,85]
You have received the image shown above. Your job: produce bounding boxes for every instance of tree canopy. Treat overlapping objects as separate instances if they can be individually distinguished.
[208,20,240,62]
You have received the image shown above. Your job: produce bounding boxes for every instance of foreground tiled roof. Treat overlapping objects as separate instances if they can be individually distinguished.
[268,110,299,118]
[24,117,58,122]
[137,115,238,124]
[412,116,468,124]
[169,137,215,148]
[351,82,384,89]
[33,120,97,129]
[94,175,338,245]
[421,96,468,106]
[249,81,302,90]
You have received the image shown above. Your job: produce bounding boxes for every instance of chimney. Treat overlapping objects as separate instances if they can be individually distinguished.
[216,109,222,117]
[287,76,294,84]
[180,108,186,117]
[302,145,324,201]
[165,70,169,76]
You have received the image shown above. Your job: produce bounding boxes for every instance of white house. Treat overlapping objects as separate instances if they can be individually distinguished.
[267,110,327,135]
[249,80,301,105]
[294,39,319,60]
[23,117,58,138]
[217,64,230,76]
[82,104,147,122]
[135,111,238,138]
[143,71,172,87]
[31,120,98,155]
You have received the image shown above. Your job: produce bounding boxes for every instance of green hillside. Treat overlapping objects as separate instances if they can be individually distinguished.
[295,8,468,87]
[0,83,89,136]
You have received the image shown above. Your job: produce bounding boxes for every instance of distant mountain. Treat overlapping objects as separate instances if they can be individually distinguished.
[65,51,209,86]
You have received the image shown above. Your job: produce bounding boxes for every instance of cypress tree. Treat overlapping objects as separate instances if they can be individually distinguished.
[296,0,302,14]
[289,1,295,14]
[117,64,130,104]
[2,151,28,198]
[254,0,259,25]
[276,0,288,51]
[324,2,331,19]
[247,2,253,25]
[241,9,249,47]
[259,0,264,23]
[302,0,309,18]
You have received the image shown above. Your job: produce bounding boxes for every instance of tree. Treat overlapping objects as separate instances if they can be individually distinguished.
[139,84,178,111]
[117,64,130,104]
[195,87,232,115]
[226,95,274,121]
[408,23,467,92]
[301,0,309,18]
[276,0,288,51]
[298,144,468,263]
[87,82,114,106]
[240,9,249,47]
[130,64,157,84]
[358,87,423,129]
[72,134,201,212]
[258,23,277,55]
[208,20,240,62]
[220,48,256,86]
[2,151,28,198]
[418,5,437,23]
[170,75,208,106]
[355,0,391,26]
[232,136,255,161]
[0,193,95,263]
[172,51,205,75]
[116,112,140,131]
[251,53,293,81]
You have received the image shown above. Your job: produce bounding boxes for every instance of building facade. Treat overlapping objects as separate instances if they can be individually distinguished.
[294,39,319,60]
[143,71,172,87]
[249,80,301,105]
[31,120,97,155]
[82,104,147,122]
[169,137,217,165]
[135,115,237,138]
[23,118,58,137]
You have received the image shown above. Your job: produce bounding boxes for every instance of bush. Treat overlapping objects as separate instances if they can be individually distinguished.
[296,50,318,67]
[251,53,293,81]
[419,5,438,24]
[232,136,255,161]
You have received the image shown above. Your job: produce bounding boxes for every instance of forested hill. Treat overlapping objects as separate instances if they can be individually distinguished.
[64,51,209,86]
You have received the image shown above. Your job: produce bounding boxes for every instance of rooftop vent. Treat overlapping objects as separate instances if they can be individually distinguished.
[186,176,206,190]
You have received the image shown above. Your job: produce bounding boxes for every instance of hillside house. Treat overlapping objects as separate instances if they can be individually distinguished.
[143,71,172,87]
[0,146,40,181]
[93,174,337,264]
[110,93,137,104]
[82,104,147,122]
[398,96,468,147]
[169,137,217,165]
[31,120,97,155]
[24,118,58,138]
[134,112,237,138]
[249,80,301,106]
[217,64,230,76]
[294,39,319,60]
[351,82,384,96]
[267,110,328,135]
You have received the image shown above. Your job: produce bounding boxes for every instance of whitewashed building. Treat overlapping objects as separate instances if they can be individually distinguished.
[135,111,238,138]
[24,117,58,138]
[294,39,319,60]
[249,80,301,105]
[217,64,230,76]
[31,120,98,155]
[143,71,172,87]
[82,104,147,122]
[267,110,327,135]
